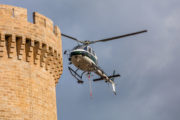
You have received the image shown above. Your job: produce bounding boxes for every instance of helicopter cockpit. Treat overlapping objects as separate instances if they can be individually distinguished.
[84,46,96,57]
[73,45,96,57]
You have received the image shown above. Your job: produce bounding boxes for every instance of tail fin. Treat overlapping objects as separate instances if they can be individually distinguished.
[111,82,116,95]
[111,70,117,95]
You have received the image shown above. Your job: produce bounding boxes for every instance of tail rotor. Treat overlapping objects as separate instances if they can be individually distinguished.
[93,69,120,95]
[110,70,118,95]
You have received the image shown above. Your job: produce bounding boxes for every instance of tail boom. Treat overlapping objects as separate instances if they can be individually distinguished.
[93,69,120,95]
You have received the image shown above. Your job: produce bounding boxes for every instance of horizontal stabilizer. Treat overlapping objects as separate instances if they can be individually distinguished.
[93,74,120,82]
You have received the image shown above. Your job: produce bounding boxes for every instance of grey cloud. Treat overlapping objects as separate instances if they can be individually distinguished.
[2,0,180,120]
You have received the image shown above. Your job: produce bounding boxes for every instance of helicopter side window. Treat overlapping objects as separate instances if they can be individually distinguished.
[84,46,88,51]
[88,47,92,53]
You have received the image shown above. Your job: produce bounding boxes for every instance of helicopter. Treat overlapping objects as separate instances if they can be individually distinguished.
[62,30,147,95]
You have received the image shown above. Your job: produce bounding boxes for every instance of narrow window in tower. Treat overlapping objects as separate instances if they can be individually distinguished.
[16,36,22,60]
[25,38,31,62]
[0,33,1,46]
[5,35,12,58]
[33,12,36,24]
[12,8,15,17]
[40,43,47,67]
[44,19,46,27]
[34,41,39,64]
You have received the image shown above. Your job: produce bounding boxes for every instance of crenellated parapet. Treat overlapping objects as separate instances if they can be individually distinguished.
[0,4,63,84]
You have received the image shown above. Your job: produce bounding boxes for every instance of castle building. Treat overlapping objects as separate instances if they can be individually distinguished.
[0,4,63,120]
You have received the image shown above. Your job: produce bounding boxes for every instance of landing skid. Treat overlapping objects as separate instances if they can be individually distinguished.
[68,67,86,84]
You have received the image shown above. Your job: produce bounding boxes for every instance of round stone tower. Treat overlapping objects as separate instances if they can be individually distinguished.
[0,4,63,120]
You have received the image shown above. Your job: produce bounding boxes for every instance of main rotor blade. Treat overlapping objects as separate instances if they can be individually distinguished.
[89,30,147,44]
[61,33,83,43]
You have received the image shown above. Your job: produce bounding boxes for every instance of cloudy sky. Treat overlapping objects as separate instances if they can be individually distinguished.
[1,0,180,120]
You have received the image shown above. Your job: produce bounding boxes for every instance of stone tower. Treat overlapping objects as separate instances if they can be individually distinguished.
[0,4,63,120]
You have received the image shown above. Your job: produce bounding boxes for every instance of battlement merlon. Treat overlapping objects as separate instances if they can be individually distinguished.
[33,12,61,38]
[0,4,61,38]
[0,4,27,21]
[33,12,53,34]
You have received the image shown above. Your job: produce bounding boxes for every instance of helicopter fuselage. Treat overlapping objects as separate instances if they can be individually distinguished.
[70,45,98,72]
[69,46,117,94]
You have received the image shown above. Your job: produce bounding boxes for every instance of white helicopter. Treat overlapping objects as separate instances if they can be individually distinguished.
[62,30,147,95]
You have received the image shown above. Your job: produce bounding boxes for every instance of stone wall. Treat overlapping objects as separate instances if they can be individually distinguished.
[0,4,63,120]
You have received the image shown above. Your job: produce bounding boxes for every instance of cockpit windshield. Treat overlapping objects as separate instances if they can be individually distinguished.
[72,45,81,50]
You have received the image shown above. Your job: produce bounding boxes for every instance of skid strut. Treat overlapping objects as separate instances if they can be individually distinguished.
[68,66,86,84]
